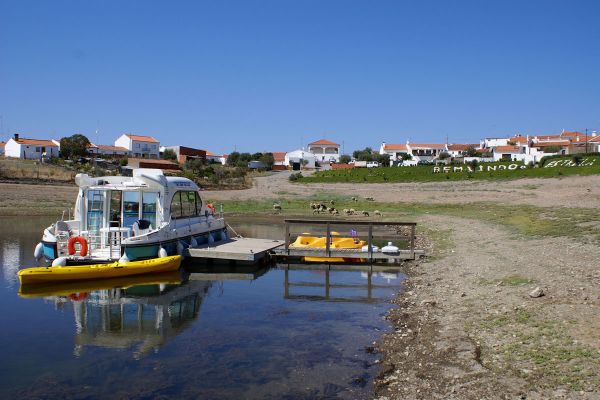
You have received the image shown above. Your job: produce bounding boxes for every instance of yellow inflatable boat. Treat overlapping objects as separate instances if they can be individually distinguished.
[18,270,182,298]
[18,255,182,285]
[290,232,366,263]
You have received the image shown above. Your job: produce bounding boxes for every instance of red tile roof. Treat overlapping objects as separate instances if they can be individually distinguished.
[509,136,528,144]
[409,143,447,149]
[447,144,478,151]
[272,152,286,162]
[382,144,408,151]
[93,144,129,152]
[14,137,57,146]
[494,145,521,153]
[125,134,159,143]
[308,139,340,146]
[531,141,570,147]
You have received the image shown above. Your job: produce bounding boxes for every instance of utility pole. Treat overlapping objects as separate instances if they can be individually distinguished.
[586,128,588,154]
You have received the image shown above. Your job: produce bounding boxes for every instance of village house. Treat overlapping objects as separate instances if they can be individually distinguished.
[205,151,228,165]
[4,134,60,159]
[445,144,479,158]
[379,141,446,165]
[114,134,160,159]
[162,145,207,164]
[583,134,600,153]
[307,139,341,163]
[285,149,317,170]
[271,152,287,170]
[126,158,181,171]
[379,143,410,164]
[87,143,130,157]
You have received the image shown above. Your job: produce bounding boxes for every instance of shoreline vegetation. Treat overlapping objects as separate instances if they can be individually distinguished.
[2,173,600,398]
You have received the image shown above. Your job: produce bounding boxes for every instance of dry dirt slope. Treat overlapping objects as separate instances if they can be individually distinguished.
[374,215,600,400]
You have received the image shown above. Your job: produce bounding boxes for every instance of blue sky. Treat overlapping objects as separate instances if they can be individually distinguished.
[1,0,599,155]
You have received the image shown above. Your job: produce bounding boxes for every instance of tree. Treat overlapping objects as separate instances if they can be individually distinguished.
[227,152,240,166]
[464,146,480,157]
[339,154,351,164]
[352,147,376,161]
[259,152,275,169]
[376,153,390,165]
[162,149,177,160]
[438,152,450,160]
[543,146,562,154]
[401,153,413,161]
[60,134,91,159]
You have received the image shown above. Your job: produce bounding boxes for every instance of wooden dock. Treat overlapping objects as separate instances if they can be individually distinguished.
[185,237,284,262]
[182,219,425,265]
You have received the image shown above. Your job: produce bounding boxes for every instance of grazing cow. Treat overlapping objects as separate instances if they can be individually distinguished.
[361,210,369,217]
[374,210,382,217]
[273,204,282,212]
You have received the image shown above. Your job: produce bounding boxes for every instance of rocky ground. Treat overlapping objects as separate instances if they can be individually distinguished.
[374,215,600,399]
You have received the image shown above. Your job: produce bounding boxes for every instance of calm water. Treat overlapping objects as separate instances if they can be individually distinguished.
[0,216,405,399]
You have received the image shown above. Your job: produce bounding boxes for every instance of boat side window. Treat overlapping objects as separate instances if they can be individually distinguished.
[170,191,183,219]
[86,189,104,231]
[195,191,202,215]
[142,192,158,228]
[182,191,197,217]
[171,191,200,219]
[123,191,140,229]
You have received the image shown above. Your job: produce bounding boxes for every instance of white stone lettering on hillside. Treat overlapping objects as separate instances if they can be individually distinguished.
[433,157,596,173]
[544,158,595,168]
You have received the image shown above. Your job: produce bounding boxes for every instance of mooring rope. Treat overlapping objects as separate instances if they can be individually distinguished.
[226,223,243,238]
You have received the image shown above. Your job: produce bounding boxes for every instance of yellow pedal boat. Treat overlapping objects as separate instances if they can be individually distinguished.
[290,232,367,263]
[18,255,182,285]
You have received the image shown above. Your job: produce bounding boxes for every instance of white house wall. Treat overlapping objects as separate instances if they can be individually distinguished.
[4,139,59,159]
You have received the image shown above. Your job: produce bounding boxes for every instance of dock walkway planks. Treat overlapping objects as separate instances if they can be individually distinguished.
[185,237,284,262]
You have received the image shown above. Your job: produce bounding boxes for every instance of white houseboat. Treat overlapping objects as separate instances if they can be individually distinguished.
[36,169,228,264]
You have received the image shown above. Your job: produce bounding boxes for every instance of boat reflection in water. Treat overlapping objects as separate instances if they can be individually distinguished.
[19,271,211,359]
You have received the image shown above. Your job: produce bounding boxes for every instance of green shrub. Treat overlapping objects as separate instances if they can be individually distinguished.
[289,172,303,181]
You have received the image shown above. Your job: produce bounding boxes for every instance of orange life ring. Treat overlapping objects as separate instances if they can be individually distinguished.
[68,292,87,301]
[67,236,88,257]
[207,203,216,213]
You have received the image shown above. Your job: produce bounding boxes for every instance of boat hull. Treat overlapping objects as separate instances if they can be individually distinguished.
[18,255,182,284]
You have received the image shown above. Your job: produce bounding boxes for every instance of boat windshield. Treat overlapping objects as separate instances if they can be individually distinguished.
[84,189,159,233]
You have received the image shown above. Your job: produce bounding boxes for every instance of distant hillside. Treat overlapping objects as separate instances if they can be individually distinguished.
[0,159,75,183]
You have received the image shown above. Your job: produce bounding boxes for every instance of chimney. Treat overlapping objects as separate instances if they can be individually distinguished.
[593,131,597,137]
[13,133,19,141]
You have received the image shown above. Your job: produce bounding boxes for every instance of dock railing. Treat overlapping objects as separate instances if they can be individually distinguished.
[282,219,418,262]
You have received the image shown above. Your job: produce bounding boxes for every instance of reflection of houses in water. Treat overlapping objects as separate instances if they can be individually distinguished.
[283,265,402,303]
[68,280,211,358]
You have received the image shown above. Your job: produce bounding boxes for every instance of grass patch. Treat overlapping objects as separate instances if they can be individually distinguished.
[470,309,600,390]
[213,198,600,244]
[479,275,535,286]
[298,156,600,183]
